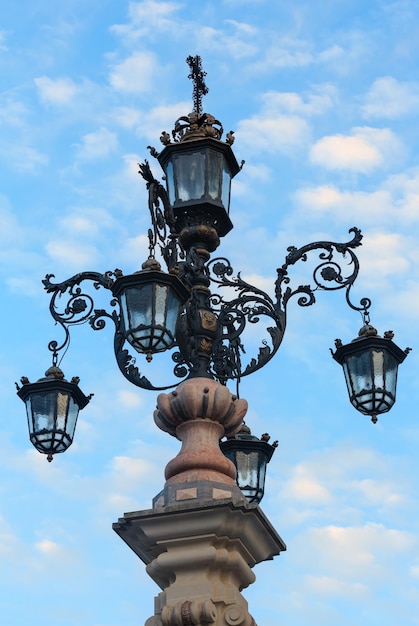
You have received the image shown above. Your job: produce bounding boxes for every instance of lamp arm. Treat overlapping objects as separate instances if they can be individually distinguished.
[207,259,286,383]
[205,228,370,383]
[276,226,371,316]
[42,270,119,357]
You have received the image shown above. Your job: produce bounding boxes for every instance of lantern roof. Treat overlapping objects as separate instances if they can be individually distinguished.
[332,324,410,365]
[16,365,92,409]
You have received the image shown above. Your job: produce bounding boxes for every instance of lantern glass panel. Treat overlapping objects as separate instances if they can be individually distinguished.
[154,284,169,326]
[208,151,222,201]
[221,163,232,211]
[175,152,205,202]
[165,287,181,336]
[238,451,258,483]
[121,284,152,330]
[384,353,398,397]
[165,160,175,205]
[345,351,372,395]
[27,391,55,433]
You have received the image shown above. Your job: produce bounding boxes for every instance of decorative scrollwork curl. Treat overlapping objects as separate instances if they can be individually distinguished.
[43,270,119,359]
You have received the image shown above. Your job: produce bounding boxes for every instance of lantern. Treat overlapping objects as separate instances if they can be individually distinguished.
[157,136,241,238]
[112,261,189,362]
[220,424,278,504]
[332,324,410,423]
[16,365,91,461]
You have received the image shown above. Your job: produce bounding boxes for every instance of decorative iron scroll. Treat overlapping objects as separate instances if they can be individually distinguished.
[205,227,370,385]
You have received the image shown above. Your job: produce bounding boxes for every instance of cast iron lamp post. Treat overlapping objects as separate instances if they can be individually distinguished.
[16,56,410,625]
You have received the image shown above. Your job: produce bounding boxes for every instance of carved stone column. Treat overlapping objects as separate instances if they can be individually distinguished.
[113,378,286,625]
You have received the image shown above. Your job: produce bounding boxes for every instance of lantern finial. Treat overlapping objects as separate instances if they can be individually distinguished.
[186,55,208,116]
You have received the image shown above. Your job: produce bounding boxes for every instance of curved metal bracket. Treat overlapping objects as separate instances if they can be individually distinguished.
[42,270,119,360]
[206,228,370,383]
[113,324,178,391]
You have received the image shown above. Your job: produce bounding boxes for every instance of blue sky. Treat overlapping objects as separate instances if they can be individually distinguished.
[1,1,419,624]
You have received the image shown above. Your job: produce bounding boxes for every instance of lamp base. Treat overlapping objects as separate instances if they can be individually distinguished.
[113,496,286,626]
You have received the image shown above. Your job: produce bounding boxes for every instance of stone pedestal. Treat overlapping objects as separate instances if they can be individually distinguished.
[113,377,286,625]
[113,498,286,626]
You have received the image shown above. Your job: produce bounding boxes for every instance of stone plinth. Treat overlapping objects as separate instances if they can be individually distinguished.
[113,498,286,626]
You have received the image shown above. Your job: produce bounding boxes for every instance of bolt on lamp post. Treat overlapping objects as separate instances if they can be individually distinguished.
[17,56,410,624]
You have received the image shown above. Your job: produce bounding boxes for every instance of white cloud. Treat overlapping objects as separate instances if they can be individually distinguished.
[34,76,78,105]
[0,96,28,127]
[75,127,118,160]
[45,240,100,269]
[110,0,181,40]
[35,539,63,555]
[352,478,405,506]
[362,76,419,119]
[308,523,416,577]
[237,114,309,156]
[305,575,368,598]
[1,143,48,172]
[294,167,419,227]
[310,127,404,173]
[283,464,332,503]
[262,85,338,117]
[262,38,314,68]
[60,208,116,234]
[294,185,395,224]
[137,101,190,143]
[118,389,144,408]
[198,24,258,59]
[109,51,159,94]
[356,232,410,279]
[112,106,141,129]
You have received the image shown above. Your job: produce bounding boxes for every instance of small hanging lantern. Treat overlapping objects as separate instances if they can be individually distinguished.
[16,365,92,461]
[111,259,190,362]
[332,324,410,423]
[220,423,278,504]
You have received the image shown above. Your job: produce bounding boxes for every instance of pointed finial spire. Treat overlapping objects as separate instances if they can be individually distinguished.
[186,55,208,116]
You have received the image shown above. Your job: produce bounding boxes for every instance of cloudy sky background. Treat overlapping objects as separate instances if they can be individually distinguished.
[1,1,419,624]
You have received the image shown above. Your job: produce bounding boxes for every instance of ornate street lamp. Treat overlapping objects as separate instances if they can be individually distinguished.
[332,322,410,423]
[17,55,410,625]
[17,55,408,457]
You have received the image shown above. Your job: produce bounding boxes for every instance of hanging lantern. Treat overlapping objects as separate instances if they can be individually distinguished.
[112,259,190,362]
[16,365,92,461]
[220,424,278,504]
[332,324,410,423]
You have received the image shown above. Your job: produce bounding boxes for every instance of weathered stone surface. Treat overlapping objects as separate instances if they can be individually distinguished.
[113,499,286,626]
